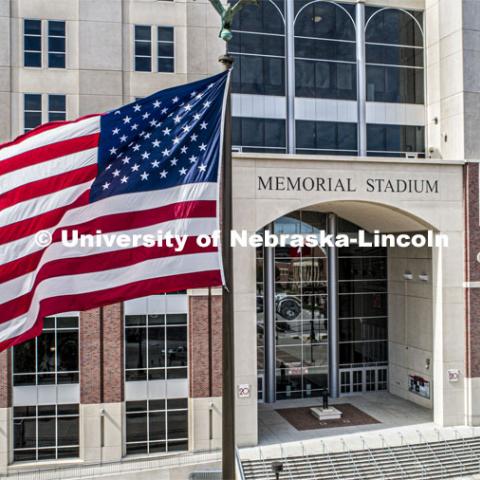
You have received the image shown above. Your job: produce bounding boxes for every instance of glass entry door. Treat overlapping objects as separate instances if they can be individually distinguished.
[339,367,388,394]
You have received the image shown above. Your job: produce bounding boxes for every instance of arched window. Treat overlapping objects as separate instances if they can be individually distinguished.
[294,1,356,100]
[365,8,424,104]
[228,0,286,96]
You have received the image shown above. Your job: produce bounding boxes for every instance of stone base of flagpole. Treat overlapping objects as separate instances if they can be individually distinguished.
[219,53,236,480]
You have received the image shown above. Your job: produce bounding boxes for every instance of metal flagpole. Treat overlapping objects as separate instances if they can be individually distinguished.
[219,52,235,480]
[192,2,258,477]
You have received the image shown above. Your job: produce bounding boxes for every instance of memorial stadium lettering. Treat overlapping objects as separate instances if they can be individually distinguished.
[258,176,439,194]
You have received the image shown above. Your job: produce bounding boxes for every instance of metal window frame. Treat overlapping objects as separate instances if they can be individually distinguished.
[47,94,67,122]
[23,93,42,132]
[47,20,66,69]
[12,404,80,461]
[124,293,189,456]
[12,315,80,387]
[231,1,426,157]
[134,25,153,72]
[23,19,42,68]
[157,26,175,73]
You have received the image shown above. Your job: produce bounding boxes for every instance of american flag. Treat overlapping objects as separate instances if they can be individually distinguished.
[0,70,230,351]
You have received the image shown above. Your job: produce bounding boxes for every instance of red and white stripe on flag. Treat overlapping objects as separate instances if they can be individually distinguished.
[0,87,225,351]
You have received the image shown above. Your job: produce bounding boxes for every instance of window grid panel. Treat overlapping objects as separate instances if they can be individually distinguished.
[125,400,188,454]
[157,26,174,73]
[24,19,42,68]
[229,2,425,156]
[13,316,79,386]
[124,293,188,456]
[48,94,66,122]
[134,25,152,72]
[13,404,79,462]
[48,20,66,69]
[23,93,42,133]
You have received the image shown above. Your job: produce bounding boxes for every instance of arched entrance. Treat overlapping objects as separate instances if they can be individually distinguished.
[257,209,392,404]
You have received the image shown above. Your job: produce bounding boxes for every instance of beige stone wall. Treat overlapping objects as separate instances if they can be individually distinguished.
[3,0,225,141]
[232,152,465,443]
[388,245,433,409]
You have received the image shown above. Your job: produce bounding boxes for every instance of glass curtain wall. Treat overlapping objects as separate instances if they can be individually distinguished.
[229,1,425,158]
[124,293,188,456]
[366,7,425,156]
[257,211,388,401]
[294,0,358,155]
[229,0,286,153]
[12,315,80,462]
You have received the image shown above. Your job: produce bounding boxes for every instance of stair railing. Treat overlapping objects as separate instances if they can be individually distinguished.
[454,427,480,473]
[416,429,448,478]
[321,440,340,480]
[433,428,467,476]
[279,444,294,480]
[360,435,388,479]
[340,438,362,480]
[300,441,319,480]
[258,447,271,479]
[397,432,427,480]
[379,433,408,480]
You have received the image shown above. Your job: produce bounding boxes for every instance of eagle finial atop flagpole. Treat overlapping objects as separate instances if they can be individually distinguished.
[196,0,259,41]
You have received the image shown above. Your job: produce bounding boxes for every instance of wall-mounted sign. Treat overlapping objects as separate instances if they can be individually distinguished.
[258,176,439,195]
[409,375,430,399]
[448,369,460,382]
[238,384,251,399]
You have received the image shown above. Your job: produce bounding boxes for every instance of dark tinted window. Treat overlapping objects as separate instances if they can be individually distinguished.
[295,59,356,100]
[233,117,286,153]
[48,20,66,68]
[24,19,42,67]
[366,65,424,104]
[294,1,355,40]
[135,25,152,72]
[158,26,174,73]
[367,124,425,155]
[296,120,357,155]
[366,8,423,46]
[24,94,42,132]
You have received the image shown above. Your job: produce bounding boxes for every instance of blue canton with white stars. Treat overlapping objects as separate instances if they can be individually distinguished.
[90,71,229,202]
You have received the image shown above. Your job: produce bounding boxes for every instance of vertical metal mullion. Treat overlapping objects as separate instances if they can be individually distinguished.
[356,2,367,156]
[285,0,295,153]
[327,213,339,399]
[263,223,276,404]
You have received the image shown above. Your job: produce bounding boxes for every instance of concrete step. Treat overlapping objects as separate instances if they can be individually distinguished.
[241,436,480,480]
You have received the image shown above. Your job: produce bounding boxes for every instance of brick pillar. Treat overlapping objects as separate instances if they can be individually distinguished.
[465,163,480,424]
[188,292,223,451]
[79,304,124,462]
[102,303,124,403]
[80,308,102,404]
[465,163,480,376]
[189,294,222,398]
[0,351,11,409]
